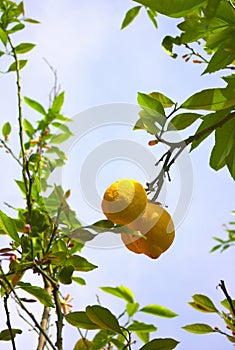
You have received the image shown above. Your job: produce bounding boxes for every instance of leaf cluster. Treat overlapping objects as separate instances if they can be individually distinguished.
[66,285,179,349]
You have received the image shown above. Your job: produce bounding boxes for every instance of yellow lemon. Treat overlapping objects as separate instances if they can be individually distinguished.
[121,201,175,259]
[101,179,147,225]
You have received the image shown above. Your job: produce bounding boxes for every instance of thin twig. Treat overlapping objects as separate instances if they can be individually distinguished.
[0,138,22,166]
[0,266,57,350]
[8,36,32,216]
[218,280,235,318]
[149,111,235,201]
[4,294,17,350]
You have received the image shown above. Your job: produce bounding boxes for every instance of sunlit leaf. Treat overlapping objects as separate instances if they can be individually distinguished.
[100,286,135,303]
[8,60,27,72]
[133,0,206,18]
[121,6,141,29]
[128,320,157,332]
[72,276,86,286]
[182,323,214,334]
[126,302,139,317]
[2,122,11,137]
[15,43,35,54]
[0,210,20,243]
[191,294,219,313]
[149,92,174,108]
[140,304,178,318]
[73,338,93,350]
[181,88,235,111]
[24,97,46,115]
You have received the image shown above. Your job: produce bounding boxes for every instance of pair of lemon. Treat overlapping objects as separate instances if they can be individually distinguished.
[101,179,175,259]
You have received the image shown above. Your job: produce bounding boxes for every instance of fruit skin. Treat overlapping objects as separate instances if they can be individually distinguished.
[121,201,175,259]
[102,179,147,225]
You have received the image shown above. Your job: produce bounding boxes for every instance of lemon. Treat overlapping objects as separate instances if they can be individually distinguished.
[101,179,147,225]
[121,201,175,259]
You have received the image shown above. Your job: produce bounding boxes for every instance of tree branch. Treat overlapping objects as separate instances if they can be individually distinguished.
[8,36,32,216]
[148,111,235,200]
[4,293,17,350]
[52,287,64,350]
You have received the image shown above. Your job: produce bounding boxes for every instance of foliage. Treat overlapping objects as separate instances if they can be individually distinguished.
[211,211,235,252]
[122,0,235,200]
[183,281,235,344]
[0,0,234,349]
[0,1,179,349]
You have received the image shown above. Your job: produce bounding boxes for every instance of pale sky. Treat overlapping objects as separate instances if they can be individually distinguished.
[0,1,234,349]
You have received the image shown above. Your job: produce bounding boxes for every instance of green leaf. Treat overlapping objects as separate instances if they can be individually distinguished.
[58,266,74,284]
[138,92,165,120]
[133,118,145,131]
[50,133,71,144]
[203,40,235,75]
[0,27,8,46]
[226,143,235,180]
[70,228,95,243]
[121,6,141,29]
[210,117,235,171]
[92,330,111,350]
[136,331,149,344]
[149,92,174,108]
[73,338,93,350]
[133,0,206,18]
[147,9,158,29]
[2,122,11,137]
[100,286,135,303]
[18,282,54,307]
[8,23,25,34]
[138,110,161,135]
[128,320,157,332]
[190,110,229,151]
[92,220,114,229]
[181,88,235,111]
[8,60,27,72]
[24,97,46,115]
[169,113,201,130]
[72,276,86,286]
[15,43,35,54]
[140,304,178,318]
[126,302,139,317]
[204,0,221,18]
[51,92,64,113]
[140,338,179,350]
[182,323,214,334]
[24,18,41,24]
[162,36,178,58]
[23,119,35,137]
[209,244,222,253]
[191,294,219,313]
[0,210,20,243]
[51,122,73,135]
[221,298,235,311]
[65,311,99,330]
[0,329,22,341]
[66,255,97,272]
[86,305,122,334]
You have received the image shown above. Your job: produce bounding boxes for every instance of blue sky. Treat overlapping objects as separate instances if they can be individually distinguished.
[0,1,234,349]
